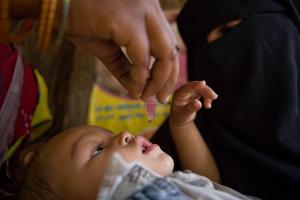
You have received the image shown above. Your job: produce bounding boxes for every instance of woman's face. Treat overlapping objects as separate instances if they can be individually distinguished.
[39,126,174,199]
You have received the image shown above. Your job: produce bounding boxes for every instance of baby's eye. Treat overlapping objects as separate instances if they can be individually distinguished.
[92,144,105,156]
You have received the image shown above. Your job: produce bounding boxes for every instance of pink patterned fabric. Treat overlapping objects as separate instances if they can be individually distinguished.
[0,45,38,166]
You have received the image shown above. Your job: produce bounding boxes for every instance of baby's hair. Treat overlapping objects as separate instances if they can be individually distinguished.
[18,150,57,200]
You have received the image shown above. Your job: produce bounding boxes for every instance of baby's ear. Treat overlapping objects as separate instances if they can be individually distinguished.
[10,141,46,182]
[19,141,45,168]
[22,150,36,167]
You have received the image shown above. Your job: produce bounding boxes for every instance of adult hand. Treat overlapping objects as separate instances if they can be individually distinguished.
[65,0,179,103]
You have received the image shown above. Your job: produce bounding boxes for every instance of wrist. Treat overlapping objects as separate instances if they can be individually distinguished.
[169,118,194,132]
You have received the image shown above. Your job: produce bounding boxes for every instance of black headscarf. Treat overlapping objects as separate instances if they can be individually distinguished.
[177,0,300,80]
[155,0,300,199]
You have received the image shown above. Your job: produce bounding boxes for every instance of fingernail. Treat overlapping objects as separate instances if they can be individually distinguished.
[137,92,142,99]
[207,103,212,109]
[163,95,171,104]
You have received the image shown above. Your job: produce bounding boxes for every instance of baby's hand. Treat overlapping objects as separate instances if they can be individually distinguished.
[170,81,218,128]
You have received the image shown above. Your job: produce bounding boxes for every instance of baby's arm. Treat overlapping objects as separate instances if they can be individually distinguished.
[169,81,220,182]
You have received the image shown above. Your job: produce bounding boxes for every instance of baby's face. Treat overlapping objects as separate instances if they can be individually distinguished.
[40,126,173,199]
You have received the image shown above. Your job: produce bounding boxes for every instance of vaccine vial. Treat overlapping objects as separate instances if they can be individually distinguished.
[145,96,156,123]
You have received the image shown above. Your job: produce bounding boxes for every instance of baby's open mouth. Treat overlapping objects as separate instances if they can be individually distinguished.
[135,136,158,154]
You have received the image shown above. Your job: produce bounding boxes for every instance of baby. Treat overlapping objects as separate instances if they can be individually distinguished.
[18,81,252,200]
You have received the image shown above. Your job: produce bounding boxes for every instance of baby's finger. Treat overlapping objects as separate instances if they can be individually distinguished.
[197,81,218,100]
[203,98,213,109]
[186,99,202,112]
[175,99,202,119]
[173,81,201,98]
[173,81,208,99]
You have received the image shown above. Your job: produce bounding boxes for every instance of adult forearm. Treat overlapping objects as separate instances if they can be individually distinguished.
[169,122,220,183]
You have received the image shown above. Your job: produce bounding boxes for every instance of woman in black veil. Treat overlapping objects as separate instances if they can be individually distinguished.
[152,0,300,199]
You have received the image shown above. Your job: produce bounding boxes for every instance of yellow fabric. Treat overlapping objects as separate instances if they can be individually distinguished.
[3,135,26,161]
[88,84,170,135]
[30,69,52,141]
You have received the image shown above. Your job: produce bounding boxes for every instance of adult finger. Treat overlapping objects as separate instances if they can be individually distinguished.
[75,38,135,94]
[124,25,151,99]
[142,4,179,102]
[156,51,179,102]
[155,6,180,102]
[106,12,152,99]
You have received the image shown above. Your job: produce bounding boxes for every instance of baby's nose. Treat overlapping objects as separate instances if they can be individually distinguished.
[116,131,134,145]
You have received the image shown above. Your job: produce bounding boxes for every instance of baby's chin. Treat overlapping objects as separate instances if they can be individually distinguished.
[158,153,175,176]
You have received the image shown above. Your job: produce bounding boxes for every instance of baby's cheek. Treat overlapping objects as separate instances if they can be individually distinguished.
[114,147,140,163]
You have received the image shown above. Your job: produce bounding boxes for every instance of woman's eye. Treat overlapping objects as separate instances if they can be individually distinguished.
[207,19,242,43]
[222,19,243,34]
[221,25,236,34]
[92,144,105,156]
